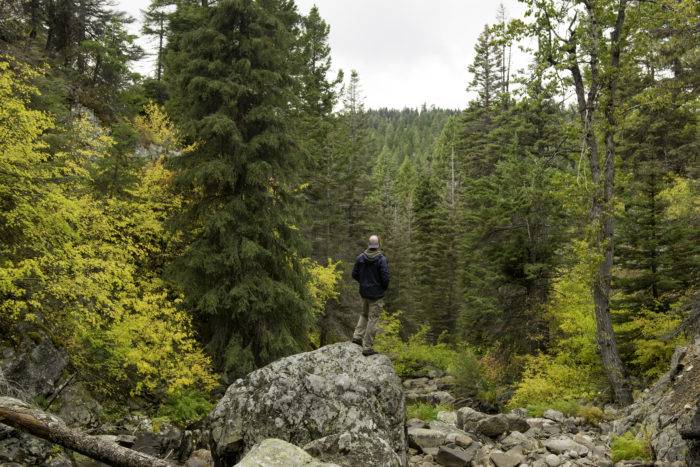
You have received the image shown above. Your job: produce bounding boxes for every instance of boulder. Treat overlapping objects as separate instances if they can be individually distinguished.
[543,436,589,456]
[435,445,473,466]
[613,339,700,464]
[0,335,68,399]
[474,413,529,438]
[304,431,402,467]
[208,342,406,466]
[234,438,338,467]
[408,427,446,451]
[456,407,489,431]
[542,410,565,423]
[186,449,214,467]
[490,447,525,467]
[436,411,458,427]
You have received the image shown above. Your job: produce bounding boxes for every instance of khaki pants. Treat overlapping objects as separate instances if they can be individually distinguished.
[353,298,383,351]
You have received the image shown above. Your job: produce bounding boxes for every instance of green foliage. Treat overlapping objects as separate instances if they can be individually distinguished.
[576,405,607,425]
[0,61,215,405]
[165,0,314,371]
[510,241,608,409]
[406,403,452,421]
[157,390,214,425]
[374,312,456,377]
[611,432,652,463]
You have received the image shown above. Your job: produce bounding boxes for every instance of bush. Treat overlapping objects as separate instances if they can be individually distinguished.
[576,405,607,425]
[406,403,451,421]
[611,431,651,462]
[374,312,456,377]
[157,390,214,425]
[508,354,603,410]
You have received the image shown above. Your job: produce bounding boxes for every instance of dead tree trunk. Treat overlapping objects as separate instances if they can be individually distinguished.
[0,397,177,467]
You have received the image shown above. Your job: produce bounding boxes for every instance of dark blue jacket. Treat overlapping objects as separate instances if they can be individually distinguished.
[352,249,390,299]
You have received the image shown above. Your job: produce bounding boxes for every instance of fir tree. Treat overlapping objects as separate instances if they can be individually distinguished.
[165,0,312,372]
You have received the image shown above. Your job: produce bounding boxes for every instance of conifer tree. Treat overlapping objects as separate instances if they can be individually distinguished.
[164,0,312,372]
[467,24,503,108]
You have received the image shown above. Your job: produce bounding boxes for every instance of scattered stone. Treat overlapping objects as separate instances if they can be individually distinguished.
[408,428,446,451]
[437,411,457,427]
[445,432,473,448]
[475,414,510,437]
[436,445,473,466]
[544,453,562,466]
[186,449,214,467]
[304,431,403,467]
[544,436,589,457]
[490,447,525,467]
[543,410,565,423]
[456,407,488,430]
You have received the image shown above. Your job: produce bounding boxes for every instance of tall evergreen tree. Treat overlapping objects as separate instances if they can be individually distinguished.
[467,24,503,108]
[164,0,312,374]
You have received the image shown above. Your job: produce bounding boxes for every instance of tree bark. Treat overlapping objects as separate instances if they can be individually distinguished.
[597,0,633,406]
[0,397,177,467]
[565,0,632,406]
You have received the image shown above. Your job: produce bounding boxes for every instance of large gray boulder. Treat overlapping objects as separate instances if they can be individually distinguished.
[209,342,406,466]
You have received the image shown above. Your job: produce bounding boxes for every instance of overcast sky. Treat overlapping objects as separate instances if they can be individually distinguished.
[118,0,530,110]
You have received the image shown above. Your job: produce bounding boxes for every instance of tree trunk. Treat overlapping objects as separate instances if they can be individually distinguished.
[0,397,177,467]
[565,0,632,406]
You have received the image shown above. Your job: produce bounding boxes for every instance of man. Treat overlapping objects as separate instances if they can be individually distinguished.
[351,234,390,356]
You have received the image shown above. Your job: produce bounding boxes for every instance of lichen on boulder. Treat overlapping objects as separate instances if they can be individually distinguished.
[208,342,406,466]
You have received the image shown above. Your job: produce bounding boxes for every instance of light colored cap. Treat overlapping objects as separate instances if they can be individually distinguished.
[368,235,380,248]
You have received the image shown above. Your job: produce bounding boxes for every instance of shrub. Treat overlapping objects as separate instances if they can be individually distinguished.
[576,405,607,425]
[406,403,451,421]
[157,390,214,425]
[374,312,456,377]
[611,431,651,462]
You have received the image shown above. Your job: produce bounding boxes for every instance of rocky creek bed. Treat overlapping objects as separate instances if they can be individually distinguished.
[1,339,699,466]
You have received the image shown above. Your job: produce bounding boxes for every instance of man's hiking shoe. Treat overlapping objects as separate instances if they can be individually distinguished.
[352,338,363,346]
[362,348,378,357]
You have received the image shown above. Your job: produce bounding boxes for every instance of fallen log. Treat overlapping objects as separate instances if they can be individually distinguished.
[0,396,178,467]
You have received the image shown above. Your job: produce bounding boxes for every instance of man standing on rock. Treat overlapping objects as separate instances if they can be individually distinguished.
[351,234,390,356]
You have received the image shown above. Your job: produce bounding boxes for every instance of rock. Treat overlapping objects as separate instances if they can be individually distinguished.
[0,335,68,399]
[500,431,537,451]
[407,390,456,406]
[474,413,529,438]
[234,438,338,466]
[456,407,488,430]
[208,342,406,466]
[408,418,428,429]
[436,411,457,427]
[613,340,700,464]
[304,431,402,467]
[186,449,214,467]
[435,445,473,466]
[56,382,102,428]
[445,432,472,448]
[543,410,566,423]
[408,428,446,451]
[490,447,525,467]
[544,453,562,466]
[544,436,589,456]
